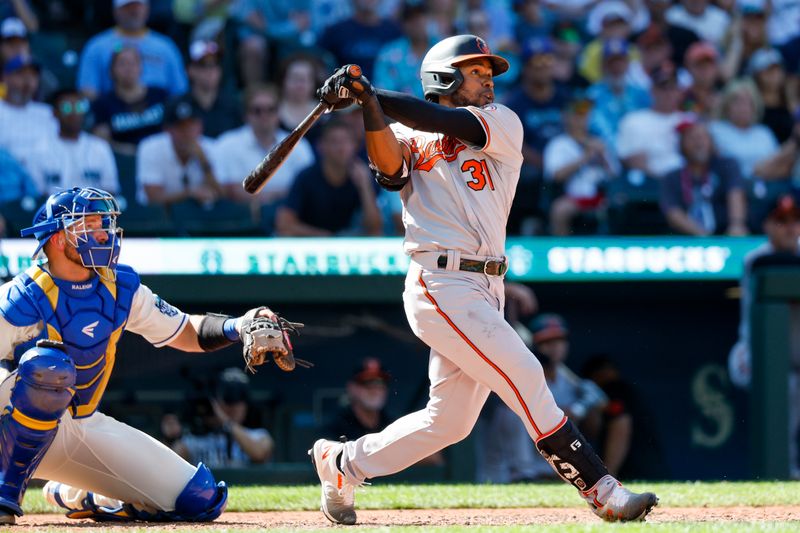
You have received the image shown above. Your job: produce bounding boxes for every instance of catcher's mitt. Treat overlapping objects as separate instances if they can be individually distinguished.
[241,307,311,373]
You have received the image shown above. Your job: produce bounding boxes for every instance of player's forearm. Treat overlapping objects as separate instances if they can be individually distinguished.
[602,414,632,476]
[363,99,404,176]
[229,424,273,463]
[375,89,486,146]
[665,209,707,236]
[275,208,333,237]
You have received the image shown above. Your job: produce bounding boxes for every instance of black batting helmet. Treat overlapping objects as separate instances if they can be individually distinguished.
[420,34,509,102]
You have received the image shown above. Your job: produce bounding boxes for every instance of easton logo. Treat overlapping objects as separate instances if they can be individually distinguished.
[411,135,467,172]
[81,320,99,338]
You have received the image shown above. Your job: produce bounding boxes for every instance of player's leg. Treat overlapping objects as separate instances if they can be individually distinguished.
[33,411,227,522]
[309,348,490,524]
[0,342,76,524]
[409,267,656,521]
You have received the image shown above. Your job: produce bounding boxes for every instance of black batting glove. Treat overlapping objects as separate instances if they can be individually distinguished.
[317,66,356,110]
[334,64,376,106]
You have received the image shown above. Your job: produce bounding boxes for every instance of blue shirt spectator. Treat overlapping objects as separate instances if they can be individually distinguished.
[587,39,651,150]
[77,0,187,99]
[317,0,402,78]
[0,146,38,203]
[233,0,312,43]
[373,2,433,99]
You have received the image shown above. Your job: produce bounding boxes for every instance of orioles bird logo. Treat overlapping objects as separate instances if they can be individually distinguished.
[476,38,490,55]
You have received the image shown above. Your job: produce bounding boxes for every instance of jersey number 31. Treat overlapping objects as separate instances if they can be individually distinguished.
[461,159,495,191]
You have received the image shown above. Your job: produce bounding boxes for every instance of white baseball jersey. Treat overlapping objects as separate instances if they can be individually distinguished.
[27,133,120,195]
[391,103,523,258]
[0,279,188,362]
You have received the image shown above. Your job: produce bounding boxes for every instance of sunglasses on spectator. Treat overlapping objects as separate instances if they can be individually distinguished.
[248,105,278,115]
[59,99,90,115]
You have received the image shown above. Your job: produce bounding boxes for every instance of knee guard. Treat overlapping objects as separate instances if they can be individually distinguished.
[535,418,608,493]
[172,463,228,521]
[0,341,75,516]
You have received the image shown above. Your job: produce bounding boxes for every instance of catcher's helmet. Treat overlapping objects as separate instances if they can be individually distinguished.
[21,187,122,278]
[420,34,509,102]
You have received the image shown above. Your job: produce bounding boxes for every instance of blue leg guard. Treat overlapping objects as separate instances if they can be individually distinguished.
[0,344,75,516]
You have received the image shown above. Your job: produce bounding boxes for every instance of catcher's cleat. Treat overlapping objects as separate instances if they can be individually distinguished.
[43,481,131,522]
[583,476,658,522]
[308,438,357,525]
[0,508,15,525]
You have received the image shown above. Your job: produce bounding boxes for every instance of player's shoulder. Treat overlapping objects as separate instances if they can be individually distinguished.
[115,264,142,290]
[469,103,523,135]
[0,276,41,327]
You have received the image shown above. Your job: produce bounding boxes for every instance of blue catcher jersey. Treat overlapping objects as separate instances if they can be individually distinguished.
[0,264,140,418]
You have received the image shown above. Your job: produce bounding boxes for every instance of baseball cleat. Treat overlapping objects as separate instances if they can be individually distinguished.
[0,508,15,525]
[584,477,658,522]
[43,481,131,522]
[308,438,357,525]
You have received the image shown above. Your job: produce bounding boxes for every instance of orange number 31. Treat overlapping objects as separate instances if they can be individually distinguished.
[461,159,495,191]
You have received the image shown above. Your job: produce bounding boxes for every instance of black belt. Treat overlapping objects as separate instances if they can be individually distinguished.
[437,254,507,276]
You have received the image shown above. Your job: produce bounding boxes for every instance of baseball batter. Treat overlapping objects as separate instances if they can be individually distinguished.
[309,35,658,525]
[0,186,295,524]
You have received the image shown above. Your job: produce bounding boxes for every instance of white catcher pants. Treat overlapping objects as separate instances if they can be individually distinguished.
[342,252,566,482]
[0,370,196,512]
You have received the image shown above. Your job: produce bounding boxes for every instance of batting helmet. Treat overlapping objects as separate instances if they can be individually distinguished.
[420,34,509,102]
[21,187,122,278]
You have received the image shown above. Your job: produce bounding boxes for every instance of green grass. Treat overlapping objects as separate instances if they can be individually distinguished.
[23,481,800,514]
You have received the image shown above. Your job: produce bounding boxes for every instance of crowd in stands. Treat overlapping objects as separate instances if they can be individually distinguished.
[2,0,800,237]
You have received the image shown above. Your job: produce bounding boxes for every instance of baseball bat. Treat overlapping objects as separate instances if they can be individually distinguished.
[242,101,330,194]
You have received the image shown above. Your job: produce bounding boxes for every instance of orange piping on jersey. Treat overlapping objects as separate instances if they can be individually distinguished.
[418,273,543,437]
[411,135,467,172]
[475,112,491,151]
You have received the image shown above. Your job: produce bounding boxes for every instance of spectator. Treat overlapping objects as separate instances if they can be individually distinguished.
[749,48,794,143]
[136,94,223,206]
[754,110,800,183]
[317,0,402,79]
[616,62,685,180]
[373,1,433,99]
[727,192,800,478]
[665,0,730,50]
[544,96,618,236]
[681,41,721,117]
[186,40,241,138]
[233,0,313,85]
[216,84,314,213]
[78,0,188,100]
[581,355,666,479]
[324,357,393,439]
[587,38,651,149]
[710,79,778,180]
[578,1,644,86]
[720,0,770,81]
[275,118,382,236]
[90,46,168,156]
[426,0,458,40]
[0,17,58,101]
[0,54,57,175]
[513,0,556,45]
[635,25,673,87]
[0,146,37,206]
[0,0,38,32]
[640,0,699,68]
[660,119,747,236]
[27,88,120,195]
[505,37,570,181]
[549,20,590,89]
[172,0,233,47]
[177,368,274,468]
[277,53,322,135]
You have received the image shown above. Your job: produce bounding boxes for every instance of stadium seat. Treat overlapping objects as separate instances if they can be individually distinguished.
[170,199,260,236]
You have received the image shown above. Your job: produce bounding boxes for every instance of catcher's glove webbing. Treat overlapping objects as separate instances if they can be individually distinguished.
[240,307,311,373]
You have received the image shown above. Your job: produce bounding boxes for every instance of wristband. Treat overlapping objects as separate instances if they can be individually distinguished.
[223,317,240,342]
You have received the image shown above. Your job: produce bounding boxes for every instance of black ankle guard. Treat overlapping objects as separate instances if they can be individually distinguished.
[535,419,608,492]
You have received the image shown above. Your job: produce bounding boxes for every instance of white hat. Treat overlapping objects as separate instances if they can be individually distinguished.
[587,1,633,36]
[1,18,27,40]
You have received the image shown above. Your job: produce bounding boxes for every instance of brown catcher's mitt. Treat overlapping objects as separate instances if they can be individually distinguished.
[241,307,311,373]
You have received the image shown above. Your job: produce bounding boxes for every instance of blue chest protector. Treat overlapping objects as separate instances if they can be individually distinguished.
[0,265,139,418]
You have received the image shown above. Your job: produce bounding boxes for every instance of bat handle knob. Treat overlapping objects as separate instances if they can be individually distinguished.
[347,65,362,78]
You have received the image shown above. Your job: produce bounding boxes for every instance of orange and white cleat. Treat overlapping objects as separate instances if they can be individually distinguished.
[308,438,357,525]
[584,475,658,522]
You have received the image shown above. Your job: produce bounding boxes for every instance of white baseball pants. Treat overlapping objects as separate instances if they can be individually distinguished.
[0,371,195,512]
[342,252,565,482]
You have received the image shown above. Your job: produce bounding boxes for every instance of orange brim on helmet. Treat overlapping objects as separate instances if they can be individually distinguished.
[451,54,510,76]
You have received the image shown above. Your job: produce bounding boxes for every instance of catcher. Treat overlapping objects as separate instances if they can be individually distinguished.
[0,187,305,524]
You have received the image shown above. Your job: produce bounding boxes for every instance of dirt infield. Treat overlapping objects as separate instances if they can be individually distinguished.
[13,506,800,529]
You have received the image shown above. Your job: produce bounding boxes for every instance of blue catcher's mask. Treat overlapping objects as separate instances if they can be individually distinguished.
[20,187,123,280]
